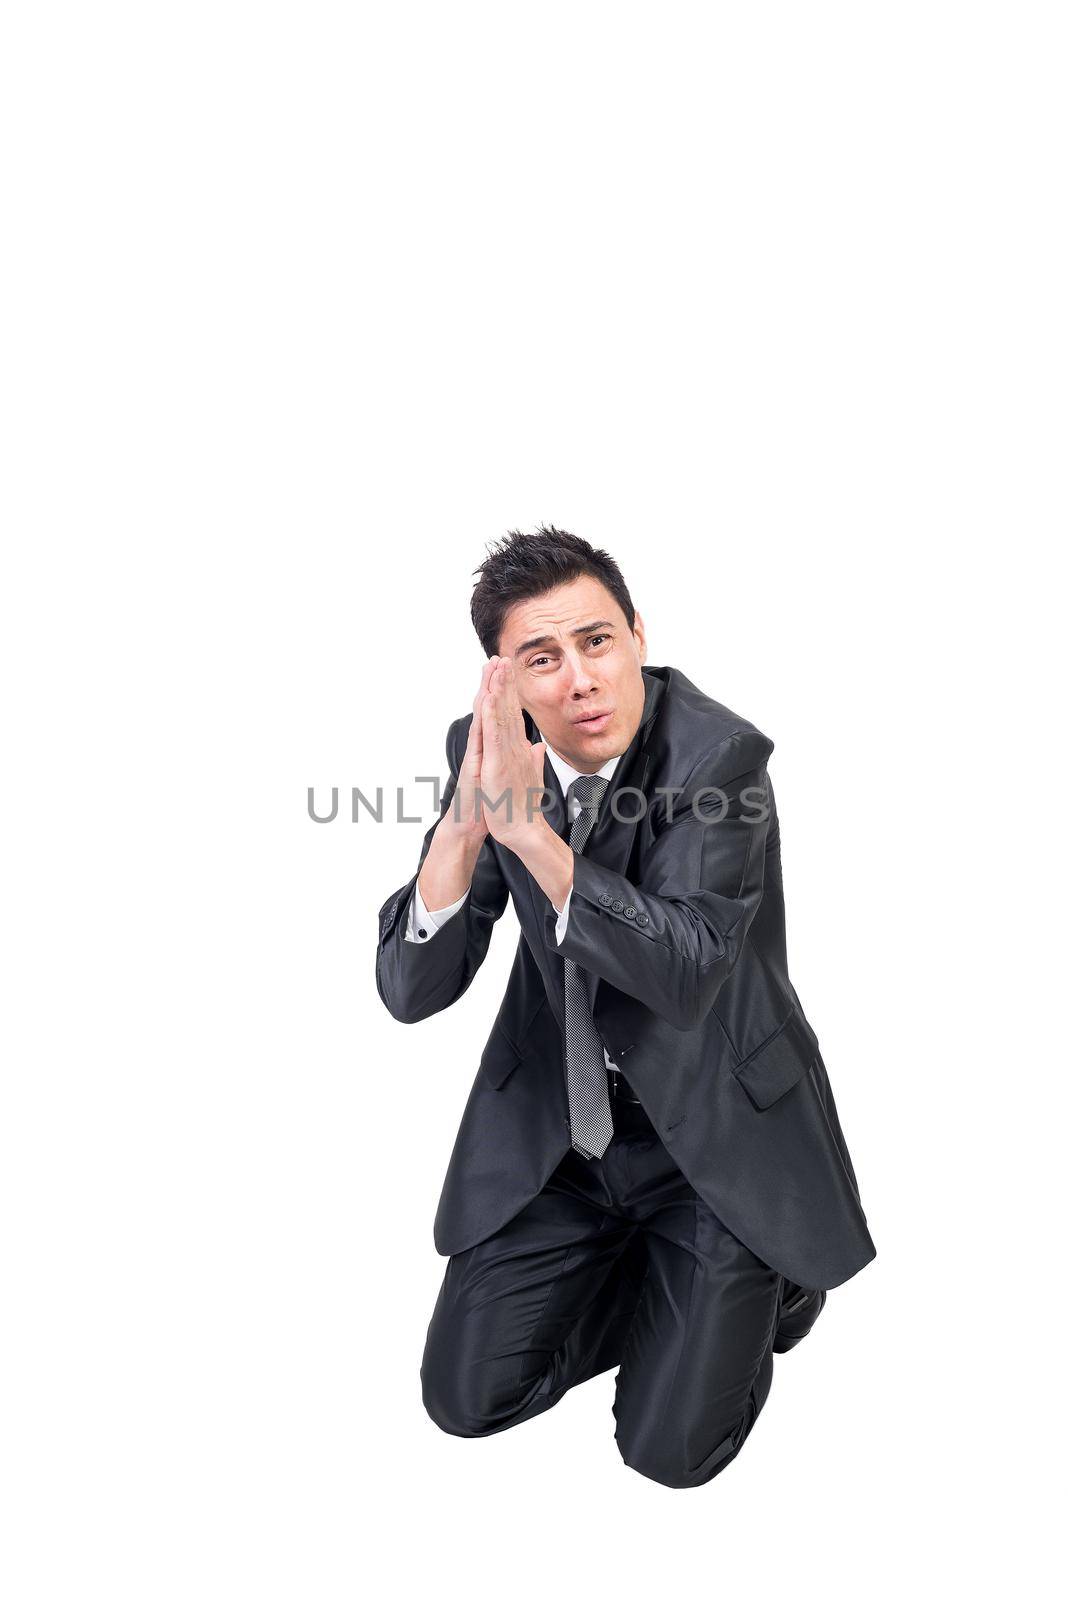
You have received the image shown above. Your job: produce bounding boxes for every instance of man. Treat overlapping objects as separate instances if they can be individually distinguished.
[375,526,875,1489]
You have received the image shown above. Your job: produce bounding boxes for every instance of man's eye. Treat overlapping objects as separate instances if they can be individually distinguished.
[588,635,609,647]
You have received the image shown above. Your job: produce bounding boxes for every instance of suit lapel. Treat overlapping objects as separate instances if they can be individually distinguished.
[537,743,569,839]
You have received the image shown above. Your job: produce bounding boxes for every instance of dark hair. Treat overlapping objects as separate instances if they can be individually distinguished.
[470,524,636,658]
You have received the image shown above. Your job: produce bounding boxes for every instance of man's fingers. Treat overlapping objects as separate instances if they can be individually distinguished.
[472,657,496,718]
[481,687,499,739]
[484,661,503,733]
[488,657,523,735]
[466,657,498,759]
[473,659,498,732]
[477,657,498,702]
[500,656,523,719]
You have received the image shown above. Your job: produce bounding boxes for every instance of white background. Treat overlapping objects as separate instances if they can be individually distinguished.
[2,3,1064,1595]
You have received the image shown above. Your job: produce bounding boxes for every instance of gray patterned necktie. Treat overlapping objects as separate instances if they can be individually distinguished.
[564,774,614,1159]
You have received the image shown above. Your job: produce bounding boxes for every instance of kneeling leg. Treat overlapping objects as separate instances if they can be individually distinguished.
[422,1189,639,1439]
[612,1195,781,1489]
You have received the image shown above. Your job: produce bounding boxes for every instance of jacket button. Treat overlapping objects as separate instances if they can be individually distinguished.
[636,912,649,927]
[611,899,625,914]
[624,905,636,919]
[599,893,612,907]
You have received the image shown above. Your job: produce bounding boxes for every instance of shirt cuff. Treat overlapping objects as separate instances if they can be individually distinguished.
[553,885,574,944]
[405,879,469,942]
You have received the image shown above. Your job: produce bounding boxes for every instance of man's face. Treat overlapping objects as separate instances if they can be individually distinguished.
[496,574,648,774]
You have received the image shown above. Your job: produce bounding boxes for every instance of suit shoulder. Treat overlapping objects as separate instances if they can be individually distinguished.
[654,666,774,771]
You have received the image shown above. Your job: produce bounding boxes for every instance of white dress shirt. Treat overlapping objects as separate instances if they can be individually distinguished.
[404,739,623,1069]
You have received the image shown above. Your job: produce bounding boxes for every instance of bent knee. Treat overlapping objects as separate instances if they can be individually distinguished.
[615,1376,772,1491]
[617,1421,745,1489]
[421,1344,538,1439]
[421,1357,492,1438]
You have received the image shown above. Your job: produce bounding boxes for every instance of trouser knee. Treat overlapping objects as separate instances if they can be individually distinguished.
[616,1342,774,1489]
[421,1325,545,1439]
[617,1417,747,1489]
[421,1345,503,1439]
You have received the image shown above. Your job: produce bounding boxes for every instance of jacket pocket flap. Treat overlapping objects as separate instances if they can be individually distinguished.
[732,1011,816,1110]
[479,1025,521,1089]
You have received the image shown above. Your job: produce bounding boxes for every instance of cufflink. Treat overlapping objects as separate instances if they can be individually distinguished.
[418,927,427,938]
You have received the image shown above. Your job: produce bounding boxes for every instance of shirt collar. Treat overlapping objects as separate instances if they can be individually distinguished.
[540,740,622,813]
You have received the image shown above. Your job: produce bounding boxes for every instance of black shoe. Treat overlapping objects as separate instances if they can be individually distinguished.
[773,1284,827,1353]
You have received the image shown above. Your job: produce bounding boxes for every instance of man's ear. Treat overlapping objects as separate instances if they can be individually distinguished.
[633,610,648,664]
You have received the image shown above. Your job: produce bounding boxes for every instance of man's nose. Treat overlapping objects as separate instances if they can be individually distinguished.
[564,655,598,697]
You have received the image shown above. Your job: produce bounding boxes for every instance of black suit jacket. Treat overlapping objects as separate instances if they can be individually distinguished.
[376,665,876,1290]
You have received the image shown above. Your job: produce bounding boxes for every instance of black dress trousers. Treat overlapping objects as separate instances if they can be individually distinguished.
[421,1095,821,1489]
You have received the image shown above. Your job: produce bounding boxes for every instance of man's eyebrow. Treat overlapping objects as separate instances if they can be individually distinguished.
[513,620,615,657]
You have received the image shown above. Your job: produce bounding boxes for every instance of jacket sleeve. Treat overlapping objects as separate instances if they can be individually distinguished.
[551,727,774,1032]
[375,716,510,1024]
